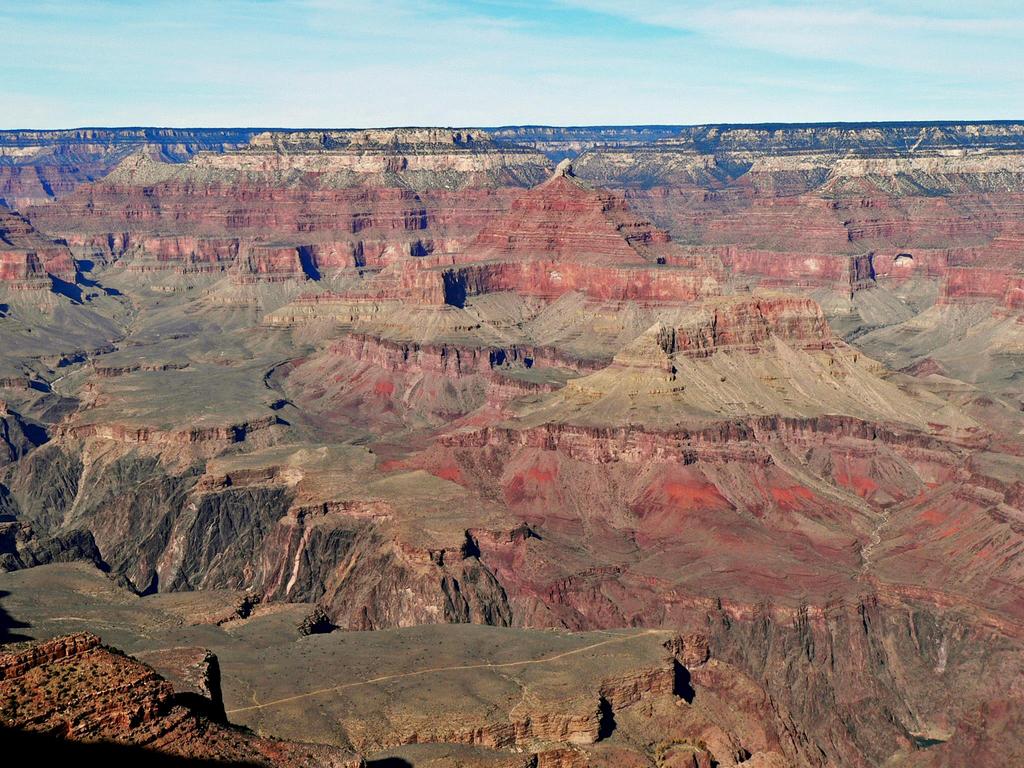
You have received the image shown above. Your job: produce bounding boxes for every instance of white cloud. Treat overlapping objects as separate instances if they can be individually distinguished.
[559,1,1024,79]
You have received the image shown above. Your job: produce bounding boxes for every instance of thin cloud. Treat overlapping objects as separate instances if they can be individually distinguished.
[1,0,1022,127]
[559,1,1024,77]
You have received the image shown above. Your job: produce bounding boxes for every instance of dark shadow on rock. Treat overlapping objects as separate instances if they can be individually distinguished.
[442,269,467,308]
[18,419,49,447]
[460,531,481,559]
[366,759,414,768]
[673,660,696,703]
[298,246,321,281]
[76,270,123,296]
[50,276,83,304]
[596,696,617,740]
[138,571,160,597]
[0,728,265,767]
[173,692,227,724]
[0,590,32,644]
[58,352,87,367]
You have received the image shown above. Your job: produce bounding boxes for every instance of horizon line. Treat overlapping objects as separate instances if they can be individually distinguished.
[2,119,1024,133]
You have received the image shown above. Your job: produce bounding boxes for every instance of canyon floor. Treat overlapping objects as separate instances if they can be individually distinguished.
[2,123,1024,767]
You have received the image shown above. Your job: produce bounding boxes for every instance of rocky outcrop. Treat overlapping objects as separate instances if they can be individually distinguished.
[0,400,47,466]
[0,633,363,766]
[657,295,834,357]
[330,333,596,378]
[255,509,513,629]
[435,259,716,305]
[58,414,282,447]
[438,167,721,303]
[0,520,103,573]
[941,266,1024,309]
[134,646,226,721]
[27,177,516,295]
[471,171,669,264]
[233,244,312,283]
[345,644,686,753]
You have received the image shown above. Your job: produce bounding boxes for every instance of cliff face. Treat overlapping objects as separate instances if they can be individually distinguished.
[487,122,1024,162]
[26,176,517,302]
[84,128,550,193]
[659,294,833,356]
[0,128,260,208]
[0,208,76,288]
[25,151,724,309]
[186,128,551,189]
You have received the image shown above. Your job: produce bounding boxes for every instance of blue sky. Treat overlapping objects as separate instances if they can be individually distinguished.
[1,0,1022,128]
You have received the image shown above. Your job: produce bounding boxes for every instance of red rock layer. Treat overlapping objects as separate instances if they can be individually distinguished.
[0,165,82,209]
[0,208,76,287]
[470,173,667,265]
[407,169,721,304]
[233,244,309,282]
[628,183,1024,307]
[29,181,521,283]
[664,295,835,356]
[28,163,729,307]
[58,414,281,446]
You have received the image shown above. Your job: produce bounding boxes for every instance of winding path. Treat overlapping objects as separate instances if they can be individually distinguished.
[226,628,663,715]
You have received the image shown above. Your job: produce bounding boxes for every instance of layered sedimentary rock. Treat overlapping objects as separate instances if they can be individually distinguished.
[5,284,1014,767]
[2,121,1023,768]
[437,162,721,304]
[258,162,721,314]
[0,127,260,208]
[0,207,76,288]
[563,128,1024,403]
[24,131,551,299]
[192,128,551,189]
[490,122,1024,161]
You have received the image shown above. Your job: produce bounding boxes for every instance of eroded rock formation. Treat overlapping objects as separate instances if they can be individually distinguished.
[2,122,1023,767]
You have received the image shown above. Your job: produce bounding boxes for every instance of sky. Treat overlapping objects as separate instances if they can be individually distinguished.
[1,0,1022,128]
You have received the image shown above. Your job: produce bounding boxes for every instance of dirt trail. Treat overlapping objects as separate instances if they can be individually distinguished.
[225,628,664,715]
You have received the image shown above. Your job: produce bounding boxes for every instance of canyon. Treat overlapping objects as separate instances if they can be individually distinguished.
[1,122,1023,767]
